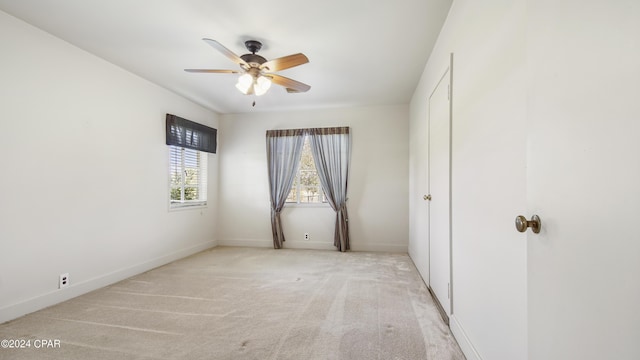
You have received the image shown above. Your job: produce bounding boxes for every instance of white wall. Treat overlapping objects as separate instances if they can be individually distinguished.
[218,105,409,252]
[411,1,640,359]
[409,0,527,359]
[0,11,219,323]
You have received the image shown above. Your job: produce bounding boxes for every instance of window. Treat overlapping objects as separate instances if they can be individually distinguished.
[169,145,207,208]
[286,136,326,204]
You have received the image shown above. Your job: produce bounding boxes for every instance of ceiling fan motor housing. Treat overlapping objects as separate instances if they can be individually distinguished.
[240,53,267,68]
[244,40,262,53]
[241,40,266,68]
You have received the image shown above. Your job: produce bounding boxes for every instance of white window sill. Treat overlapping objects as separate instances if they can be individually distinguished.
[169,202,207,212]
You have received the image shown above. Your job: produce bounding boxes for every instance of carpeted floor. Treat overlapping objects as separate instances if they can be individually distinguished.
[0,247,465,360]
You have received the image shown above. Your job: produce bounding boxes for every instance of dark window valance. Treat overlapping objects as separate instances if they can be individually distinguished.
[166,114,217,154]
[266,129,306,138]
[308,127,349,135]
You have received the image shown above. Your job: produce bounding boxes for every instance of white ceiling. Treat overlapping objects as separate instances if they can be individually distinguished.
[0,0,452,114]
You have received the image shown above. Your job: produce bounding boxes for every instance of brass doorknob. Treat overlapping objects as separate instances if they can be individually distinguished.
[515,215,541,234]
[423,194,432,201]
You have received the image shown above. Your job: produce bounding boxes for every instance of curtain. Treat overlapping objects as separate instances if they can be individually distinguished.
[308,127,351,252]
[266,129,305,249]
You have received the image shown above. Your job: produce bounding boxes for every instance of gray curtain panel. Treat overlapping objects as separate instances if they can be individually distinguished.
[308,127,351,252]
[266,129,305,249]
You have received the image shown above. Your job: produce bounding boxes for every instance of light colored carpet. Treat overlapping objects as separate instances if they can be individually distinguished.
[0,247,465,360]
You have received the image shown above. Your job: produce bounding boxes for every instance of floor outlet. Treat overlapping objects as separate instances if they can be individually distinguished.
[59,273,69,289]
[304,233,310,241]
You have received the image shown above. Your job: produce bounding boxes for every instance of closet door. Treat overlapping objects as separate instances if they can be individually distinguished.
[447,40,528,358]
[428,61,452,318]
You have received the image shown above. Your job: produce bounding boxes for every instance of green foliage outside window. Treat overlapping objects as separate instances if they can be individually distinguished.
[171,168,200,201]
[287,137,324,203]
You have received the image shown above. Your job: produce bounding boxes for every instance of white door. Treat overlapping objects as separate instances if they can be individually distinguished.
[447,38,528,357]
[428,62,451,317]
[527,2,640,359]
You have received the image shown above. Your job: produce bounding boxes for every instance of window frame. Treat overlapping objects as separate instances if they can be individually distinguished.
[169,145,207,210]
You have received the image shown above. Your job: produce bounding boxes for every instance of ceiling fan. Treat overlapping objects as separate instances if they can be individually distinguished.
[185,38,310,96]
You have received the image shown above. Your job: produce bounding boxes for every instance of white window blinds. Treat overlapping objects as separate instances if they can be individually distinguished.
[169,146,207,208]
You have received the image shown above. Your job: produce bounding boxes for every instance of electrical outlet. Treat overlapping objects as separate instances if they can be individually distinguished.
[59,273,69,289]
[304,233,310,241]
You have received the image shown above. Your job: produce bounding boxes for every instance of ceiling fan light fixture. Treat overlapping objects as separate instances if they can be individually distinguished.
[235,73,253,94]
[253,84,266,96]
[254,76,272,96]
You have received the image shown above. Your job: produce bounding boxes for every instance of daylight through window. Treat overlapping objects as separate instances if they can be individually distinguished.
[286,136,326,204]
[169,146,207,208]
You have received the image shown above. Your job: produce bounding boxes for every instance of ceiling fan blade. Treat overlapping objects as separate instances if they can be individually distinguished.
[260,53,309,72]
[202,38,248,67]
[268,74,311,93]
[184,69,241,74]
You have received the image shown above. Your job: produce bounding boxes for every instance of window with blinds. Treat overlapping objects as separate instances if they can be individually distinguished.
[169,145,207,208]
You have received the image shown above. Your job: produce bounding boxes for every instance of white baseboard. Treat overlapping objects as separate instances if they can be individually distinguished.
[218,239,273,248]
[283,240,336,250]
[218,239,335,250]
[351,243,408,253]
[218,239,407,253]
[450,314,483,360]
[0,240,217,324]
